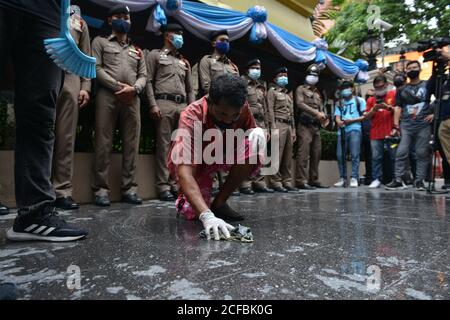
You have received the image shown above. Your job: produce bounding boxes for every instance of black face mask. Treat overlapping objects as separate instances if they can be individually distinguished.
[407,70,420,80]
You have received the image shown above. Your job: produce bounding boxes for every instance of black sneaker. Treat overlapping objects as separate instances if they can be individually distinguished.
[385,179,407,190]
[122,193,143,205]
[6,206,88,242]
[54,196,79,211]
[0,202,9,216]
[415,180,427,191]
[239,187,255,195]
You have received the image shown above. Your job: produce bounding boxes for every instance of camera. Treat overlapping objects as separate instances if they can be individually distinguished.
[385,135,401,149]
[417,37,450,62]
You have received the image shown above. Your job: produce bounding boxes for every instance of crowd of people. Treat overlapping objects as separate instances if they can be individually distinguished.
[1,2,450,242]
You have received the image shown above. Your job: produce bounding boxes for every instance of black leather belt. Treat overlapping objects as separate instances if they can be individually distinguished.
[275,117,291,124]
[155,93,186,104]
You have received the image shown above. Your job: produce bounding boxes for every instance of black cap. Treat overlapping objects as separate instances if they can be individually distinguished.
[108,5,130,17]
[246,59,261,69]
[274,67,288,76]
[161,23,183,33]
[210,29,229,41]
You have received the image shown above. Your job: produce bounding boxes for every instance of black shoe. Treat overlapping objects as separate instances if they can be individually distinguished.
[253,186,274,193]
[94,195,110,207]
[284,186,299,193]
[159,191,175,202]
[54,196,79,211]
[122,193,143,205]
[212,203,244,221]
[272,186,288,193]
[297,183,316,190]
[0,202,9,216]
[232,191,241,197]
[6,206,88,242]
[309,182,329,189]
[415,180,427,191]
[240,187,255,195]
[385,179,407,190]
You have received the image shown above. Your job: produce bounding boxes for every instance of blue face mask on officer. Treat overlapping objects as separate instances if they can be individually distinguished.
[111,18,131,34]
[276,76,288,87]
[248,68,261,80]
[170,34,184,50]
[215,41,230,55]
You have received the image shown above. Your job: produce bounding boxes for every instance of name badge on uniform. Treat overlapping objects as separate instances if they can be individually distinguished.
[129,48,141,59]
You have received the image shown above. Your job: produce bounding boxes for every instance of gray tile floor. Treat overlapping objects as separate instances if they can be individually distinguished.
[1,186,450,300]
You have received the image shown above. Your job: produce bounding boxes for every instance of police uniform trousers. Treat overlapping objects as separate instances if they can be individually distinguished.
[93,87,141,197]
[269,121,294,188]
[240,118,268,190]
[295,124,321,186]
[155,99,187,194]
[52,73,81,198]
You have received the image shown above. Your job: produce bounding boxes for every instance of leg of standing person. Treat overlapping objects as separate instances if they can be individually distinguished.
[4,9,87,241]
[92,89,119,204]
[52,73,81,209]
[370,139,384,186]
[119,97,142,203]
[349,130,362,186]
[414,126,432,184]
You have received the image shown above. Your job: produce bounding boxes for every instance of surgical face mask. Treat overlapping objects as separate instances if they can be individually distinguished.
[306,75,319,86]
[407,70,420,80]
[215,41,230,55]
[341,88,353,98]
[276,76,288,87]
[248,68,261,80]
[170,34,184,50]
[111,19,131,34]
[375,86,388,97]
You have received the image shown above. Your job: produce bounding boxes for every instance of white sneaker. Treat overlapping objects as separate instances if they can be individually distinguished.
[334,178,345,187]
[369,179,381,189]
[350,178,359,188]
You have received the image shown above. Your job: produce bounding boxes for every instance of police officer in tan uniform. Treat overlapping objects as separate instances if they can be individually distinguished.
[145,23,195,202]
[239,59,274,195]
[198,30,239,95]
[295,64,329,190]
[52,6,91,210]
[199,29,240,196]
[267,67,298,193]
[91,5,147,206]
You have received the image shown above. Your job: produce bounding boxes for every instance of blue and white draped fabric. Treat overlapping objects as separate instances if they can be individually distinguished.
[266,23,316,63]
[354,59,370,83]
[85,0,368,81]
[312,38,328,66]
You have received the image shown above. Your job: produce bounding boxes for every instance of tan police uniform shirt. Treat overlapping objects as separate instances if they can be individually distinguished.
[267,85,295,130]
[198,54,239,94]
[144,48,195,107]
[91,34,147,94]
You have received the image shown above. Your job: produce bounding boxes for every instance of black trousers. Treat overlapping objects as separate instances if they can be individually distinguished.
[0,8,62,210]
[361,131,372,181]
